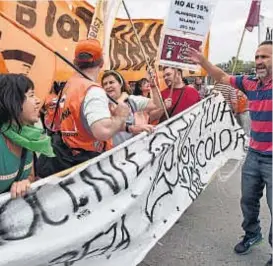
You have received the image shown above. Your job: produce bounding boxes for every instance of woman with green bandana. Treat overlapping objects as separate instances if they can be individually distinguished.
[0,74,54,198]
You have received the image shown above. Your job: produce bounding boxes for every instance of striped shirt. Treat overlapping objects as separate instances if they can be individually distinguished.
[230,75,272,155]
[214,83,237,109]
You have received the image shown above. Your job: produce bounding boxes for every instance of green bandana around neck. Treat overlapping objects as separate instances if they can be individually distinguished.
[2,124,55,157]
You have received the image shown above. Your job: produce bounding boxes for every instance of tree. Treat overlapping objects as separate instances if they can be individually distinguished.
[216,57,255,74]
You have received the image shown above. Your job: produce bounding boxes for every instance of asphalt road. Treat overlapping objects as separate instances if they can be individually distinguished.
[139,159,272,266]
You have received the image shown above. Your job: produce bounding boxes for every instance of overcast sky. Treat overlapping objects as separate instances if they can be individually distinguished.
[88,0,273,64]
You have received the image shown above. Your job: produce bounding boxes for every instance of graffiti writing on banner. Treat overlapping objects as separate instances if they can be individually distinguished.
[49,215,130,266]
[145,96,246,222]
[0,95,246,266]
[0,158,131,243]
[0,95,246,243]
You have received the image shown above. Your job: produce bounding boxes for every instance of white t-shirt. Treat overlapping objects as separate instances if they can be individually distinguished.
[82,86,111,127]
[82,89,149,127]
[112,95,150,147]
[127,95,149,111]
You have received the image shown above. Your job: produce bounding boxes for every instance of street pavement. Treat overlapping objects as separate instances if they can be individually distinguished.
[139,160,272,266]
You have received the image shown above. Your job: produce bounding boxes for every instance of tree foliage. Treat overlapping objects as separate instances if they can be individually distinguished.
[216,57,255,75]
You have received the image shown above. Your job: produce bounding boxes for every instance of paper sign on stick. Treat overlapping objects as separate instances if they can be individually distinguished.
[167,0,213,36]
[159,0,216,71]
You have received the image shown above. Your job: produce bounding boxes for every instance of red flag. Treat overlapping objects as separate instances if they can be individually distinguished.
[245,0,262,32]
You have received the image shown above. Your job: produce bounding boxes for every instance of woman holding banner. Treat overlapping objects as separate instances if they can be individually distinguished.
[0,74,54,198]
[101,70,163,146]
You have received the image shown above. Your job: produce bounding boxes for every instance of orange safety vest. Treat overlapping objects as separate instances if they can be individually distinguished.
[43,93,63,132]
[60,75,112,152]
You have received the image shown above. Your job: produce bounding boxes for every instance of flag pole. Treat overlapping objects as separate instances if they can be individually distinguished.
[121,0,169,119]
[258,0,263,44]
[0,11,118,105]
[233,0,262,74]
[169,71,177,99]
[232,28,246,75]
[258,15,261,44]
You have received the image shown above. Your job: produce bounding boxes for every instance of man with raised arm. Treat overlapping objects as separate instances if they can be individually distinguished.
[187,40,272,266]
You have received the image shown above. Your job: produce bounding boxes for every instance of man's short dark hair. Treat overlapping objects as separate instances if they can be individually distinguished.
[74,58,103,70]
[259,40,273,47]
[162,66,183,77]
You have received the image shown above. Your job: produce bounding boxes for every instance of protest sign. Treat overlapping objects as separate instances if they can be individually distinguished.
[167,0,213,36]
[160,34,202,65]
[159,0,215,71]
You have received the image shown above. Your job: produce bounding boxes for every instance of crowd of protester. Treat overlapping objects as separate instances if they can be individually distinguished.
[0,38,263,193]
[0,38,271,265]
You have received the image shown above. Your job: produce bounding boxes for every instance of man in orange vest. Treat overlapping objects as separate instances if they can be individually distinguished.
[37,39,130,177]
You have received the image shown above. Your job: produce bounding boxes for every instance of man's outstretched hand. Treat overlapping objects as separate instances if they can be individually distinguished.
[185,47,205,65]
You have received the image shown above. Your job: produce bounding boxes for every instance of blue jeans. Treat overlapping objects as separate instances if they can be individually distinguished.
[241,150,272,245]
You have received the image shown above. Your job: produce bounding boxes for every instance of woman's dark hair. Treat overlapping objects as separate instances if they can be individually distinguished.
[182,78,189,85]
[0,74,34,132]
[134,78,149,96]
[101,70,131,95]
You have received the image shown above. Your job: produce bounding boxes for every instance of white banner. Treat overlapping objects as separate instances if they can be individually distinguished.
[260,15,273,41]
[0,95,246,266]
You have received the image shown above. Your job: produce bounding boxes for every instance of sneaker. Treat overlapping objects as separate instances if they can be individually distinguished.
[265,255,272,266]
[234,233,263,254]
